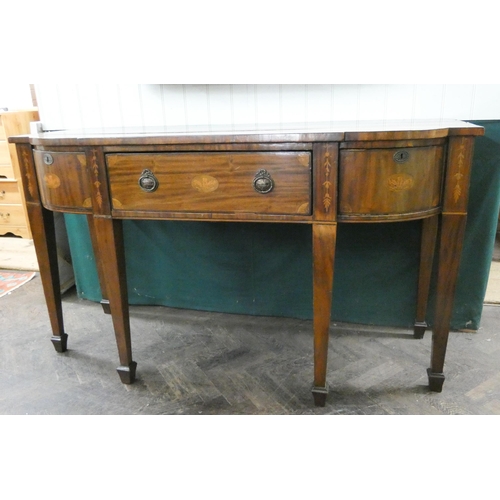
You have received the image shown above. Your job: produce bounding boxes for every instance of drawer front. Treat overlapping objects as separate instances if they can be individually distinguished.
[0,117,5,140]
[339,145,444,218]
[0,224,29,238]
[0,205,27,227]
[0,140,11,165]
[0,164,15,179]
[33,150,92,212]
[106,152,312,215]
[0,180,22,204]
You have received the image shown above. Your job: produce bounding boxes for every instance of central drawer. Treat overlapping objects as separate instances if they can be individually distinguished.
[106,152,312,216]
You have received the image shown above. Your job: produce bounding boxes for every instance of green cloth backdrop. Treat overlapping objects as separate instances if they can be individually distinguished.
[64,120,500,330]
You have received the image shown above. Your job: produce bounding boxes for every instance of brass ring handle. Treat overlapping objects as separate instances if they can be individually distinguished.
[0,190,5,199]
[138,169,159,192]
[253,169,274,194]
[0,212,10,221]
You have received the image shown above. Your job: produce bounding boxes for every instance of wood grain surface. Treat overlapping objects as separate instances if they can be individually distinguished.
[33,150,91,213]
[339,145,444,220]
[10,120,485,407]
[107,151,311,216]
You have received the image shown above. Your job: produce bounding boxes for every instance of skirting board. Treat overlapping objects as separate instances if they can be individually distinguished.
[485,261,500,305]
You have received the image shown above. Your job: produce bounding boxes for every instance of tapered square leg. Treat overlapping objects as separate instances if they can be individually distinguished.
[413,321,428,340]
[414,215,438,339]
[117,362,137,384]
[312,224,337,407]
[100,299,111,314]
[429,213,467,393]
[15,143,69,355]
[92,217,136,384]
[51,333,68,353]
[312,385,328,407]
[29,205,68,351]
[427,368,445,392]
[87,215,111,316]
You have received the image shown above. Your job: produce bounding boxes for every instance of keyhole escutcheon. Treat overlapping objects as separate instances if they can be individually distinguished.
[393,150,410,163]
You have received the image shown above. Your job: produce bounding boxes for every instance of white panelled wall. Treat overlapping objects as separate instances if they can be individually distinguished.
[34,84,500,132]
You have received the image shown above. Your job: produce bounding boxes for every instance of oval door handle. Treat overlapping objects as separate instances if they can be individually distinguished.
[253,169,274,194]
[138,169,159,192]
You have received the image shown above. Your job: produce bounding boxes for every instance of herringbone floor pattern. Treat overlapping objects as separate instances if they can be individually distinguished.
[1,275,499,415]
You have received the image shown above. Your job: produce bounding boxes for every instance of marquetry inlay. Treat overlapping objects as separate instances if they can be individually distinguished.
[91,149,103,209]
[298,153,310,168]
[323,152,333,212]
[22,149,35,198]
[453,138,466,204]
[297,202,310,214]
[44,173,61,189]
[388,173,414,192]
[9,119,482,409]
[191,174,219,193]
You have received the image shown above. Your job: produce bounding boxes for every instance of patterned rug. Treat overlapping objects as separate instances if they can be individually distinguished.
[0,271,36,298]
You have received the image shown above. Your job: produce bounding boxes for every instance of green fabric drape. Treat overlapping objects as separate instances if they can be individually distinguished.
[64,120,500,330]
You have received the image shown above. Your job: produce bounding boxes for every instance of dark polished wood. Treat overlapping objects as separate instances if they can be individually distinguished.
[33,150,91,213]
[429,213,468,390]
[414,214,439,339]
[106,151,312,216]
[427,134,477,391]
[86,214,111,314]
[10,119,484,406]
[339,145,444,220]
[92,216,136,382]
[30,204,67,352]
[15,143,68,351]
[312,223,337,407]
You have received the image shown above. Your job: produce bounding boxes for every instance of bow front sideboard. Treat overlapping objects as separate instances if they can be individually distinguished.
[10,120,484,406]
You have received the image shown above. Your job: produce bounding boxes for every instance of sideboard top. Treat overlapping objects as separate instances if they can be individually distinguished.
[9,119,484,146]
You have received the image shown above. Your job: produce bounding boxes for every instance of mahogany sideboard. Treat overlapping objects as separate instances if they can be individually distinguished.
[10,120,484,406]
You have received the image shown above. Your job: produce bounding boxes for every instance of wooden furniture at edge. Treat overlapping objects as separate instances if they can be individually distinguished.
[9,120,484,406]
[0,108,39,239]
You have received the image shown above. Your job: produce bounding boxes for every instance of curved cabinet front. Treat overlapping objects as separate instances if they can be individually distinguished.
[338,145,445,221]
[33,150,92,213]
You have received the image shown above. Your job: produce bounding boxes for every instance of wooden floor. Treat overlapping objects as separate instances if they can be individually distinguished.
[1,267,500,415]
